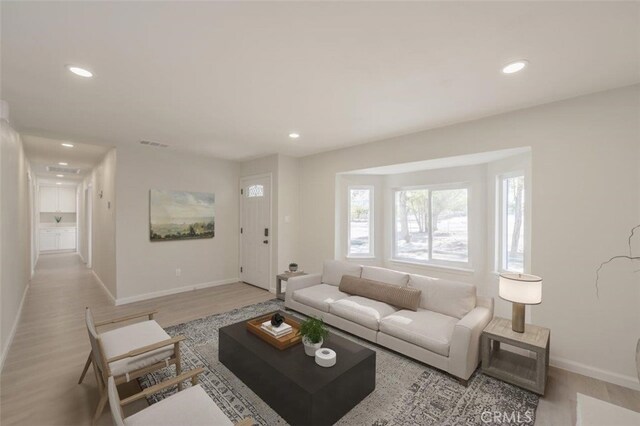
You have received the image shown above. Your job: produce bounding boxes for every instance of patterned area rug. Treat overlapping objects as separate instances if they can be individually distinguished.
[139,299,538,425]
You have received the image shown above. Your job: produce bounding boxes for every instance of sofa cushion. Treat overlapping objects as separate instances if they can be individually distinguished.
[339,275,421,311]
[101,321,174,377]
[125,384,233,426]
[361,266,409,286]
[293,284,350,312]
[322,260,362,286]
[329,296,398,330]
[379,309,458,357]
[408,274,476,319]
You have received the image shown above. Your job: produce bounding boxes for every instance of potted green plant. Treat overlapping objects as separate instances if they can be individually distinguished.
[288,262,298,272]
[299,317,328,356]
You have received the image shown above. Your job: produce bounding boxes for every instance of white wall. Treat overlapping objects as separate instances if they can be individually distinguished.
[277,155,300,275]
[115,145,240,303]
[0,119,32,370]
[299,85,640,389]
[87,148,117,298]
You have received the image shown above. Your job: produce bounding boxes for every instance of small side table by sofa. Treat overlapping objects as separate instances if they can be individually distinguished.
[481,317,550,395]
[276,272,307,300]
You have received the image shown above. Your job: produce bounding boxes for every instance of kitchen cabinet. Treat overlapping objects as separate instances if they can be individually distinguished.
[39,186,76,213]
[40,227,76,252]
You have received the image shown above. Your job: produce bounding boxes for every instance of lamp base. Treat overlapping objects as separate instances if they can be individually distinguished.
[512,303,525,333]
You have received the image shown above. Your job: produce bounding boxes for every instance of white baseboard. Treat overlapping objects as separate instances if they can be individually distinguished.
[0,283,30,373]
[115,278,239,306]
[91,270,116,303]
[551,356,640,391]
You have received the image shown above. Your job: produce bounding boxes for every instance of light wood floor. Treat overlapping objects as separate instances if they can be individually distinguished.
[1,253,639,425]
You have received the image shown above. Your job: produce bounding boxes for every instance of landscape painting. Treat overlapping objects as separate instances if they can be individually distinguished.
[149,189,215,241]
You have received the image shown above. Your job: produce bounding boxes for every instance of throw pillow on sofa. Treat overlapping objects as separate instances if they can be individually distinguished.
[339,275,421,311]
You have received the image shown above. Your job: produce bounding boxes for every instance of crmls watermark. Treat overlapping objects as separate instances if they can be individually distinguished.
[480,409,535,424]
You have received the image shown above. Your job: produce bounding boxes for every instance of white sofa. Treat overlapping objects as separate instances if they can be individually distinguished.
[285,260,494,383]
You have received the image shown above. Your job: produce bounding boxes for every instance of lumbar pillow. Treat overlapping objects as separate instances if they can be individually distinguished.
[339,275,421,311]
[408,274,476,319]
[322,260,362,286]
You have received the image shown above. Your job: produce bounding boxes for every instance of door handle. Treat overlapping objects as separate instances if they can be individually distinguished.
[263,240,269,244]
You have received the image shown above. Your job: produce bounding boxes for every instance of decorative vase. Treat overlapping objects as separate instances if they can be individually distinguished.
[289,263,298,272]
[302,336,322,356]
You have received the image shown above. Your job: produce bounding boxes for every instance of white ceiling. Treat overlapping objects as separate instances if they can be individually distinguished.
[22,135,110,182]
[2,2,638,161]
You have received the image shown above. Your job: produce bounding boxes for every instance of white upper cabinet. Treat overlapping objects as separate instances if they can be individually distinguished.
[58,187,77,212]
[39,186,76,213]
[40,186,59,212]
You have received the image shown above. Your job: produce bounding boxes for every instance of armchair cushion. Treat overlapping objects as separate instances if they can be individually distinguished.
[322,260,362,286]
[101,320,174,376]
[124,384,233,426]
[379,309,458,356]
[293,284,349,312]
[329,296,397,330]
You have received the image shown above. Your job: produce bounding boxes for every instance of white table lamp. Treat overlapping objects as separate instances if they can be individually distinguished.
[499,273,542,333]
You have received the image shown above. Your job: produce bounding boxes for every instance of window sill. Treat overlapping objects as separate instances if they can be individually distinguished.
[346,255,377,260]
[387,259,475,276]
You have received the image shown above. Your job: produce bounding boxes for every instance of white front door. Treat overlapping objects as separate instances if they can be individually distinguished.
[240,175,271,290]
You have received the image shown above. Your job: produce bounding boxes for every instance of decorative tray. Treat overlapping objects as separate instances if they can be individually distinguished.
[246,312,302,350]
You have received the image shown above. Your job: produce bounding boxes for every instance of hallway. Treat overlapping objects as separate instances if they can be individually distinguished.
[0,253,272,425]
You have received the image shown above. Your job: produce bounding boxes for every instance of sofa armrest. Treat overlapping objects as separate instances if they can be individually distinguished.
[448,301,493,380]
[284,273,322,303]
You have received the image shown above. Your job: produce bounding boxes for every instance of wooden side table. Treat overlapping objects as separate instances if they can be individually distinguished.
[481,317,550,395]
[276,272,307,300]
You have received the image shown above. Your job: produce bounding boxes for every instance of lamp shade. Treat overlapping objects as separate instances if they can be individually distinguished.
[499,273,542,305]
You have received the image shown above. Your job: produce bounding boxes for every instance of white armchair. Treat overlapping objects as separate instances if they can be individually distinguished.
[107,369,246,426]
[79,308,185,424]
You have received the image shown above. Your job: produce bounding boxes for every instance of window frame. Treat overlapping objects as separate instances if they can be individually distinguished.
[497,171,526,273]
[391,182,471,269]
[347,185,375,258]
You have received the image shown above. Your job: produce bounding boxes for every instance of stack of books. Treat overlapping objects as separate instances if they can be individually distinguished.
[261,320,293,338]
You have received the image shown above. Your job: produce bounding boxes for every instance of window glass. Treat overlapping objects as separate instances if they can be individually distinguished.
[348,188,373,256]
[394,187,469,265]
[503,176,525,272]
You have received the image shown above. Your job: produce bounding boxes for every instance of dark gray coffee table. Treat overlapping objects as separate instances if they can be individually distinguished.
[219,311,376,426]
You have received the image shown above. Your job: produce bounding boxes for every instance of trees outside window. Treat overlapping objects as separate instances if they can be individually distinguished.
[348,187,373,257]
[394,187,468,264]
[501,175,525,272]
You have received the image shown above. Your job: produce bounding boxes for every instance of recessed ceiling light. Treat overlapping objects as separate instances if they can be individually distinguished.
[56,182,62,185]
[61,143,74,148]
[56,174,64,178]
[502,60,528,74]
[58,162,68,166]
[289,133,300,139]
[67,65,93,78]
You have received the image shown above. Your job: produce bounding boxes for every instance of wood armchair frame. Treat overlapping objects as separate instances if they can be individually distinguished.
[79,308,185,424]
[109,368,254,426]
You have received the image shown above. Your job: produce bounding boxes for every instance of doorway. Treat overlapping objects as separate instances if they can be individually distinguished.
[84,186,92,268]
[239,174,272,290]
